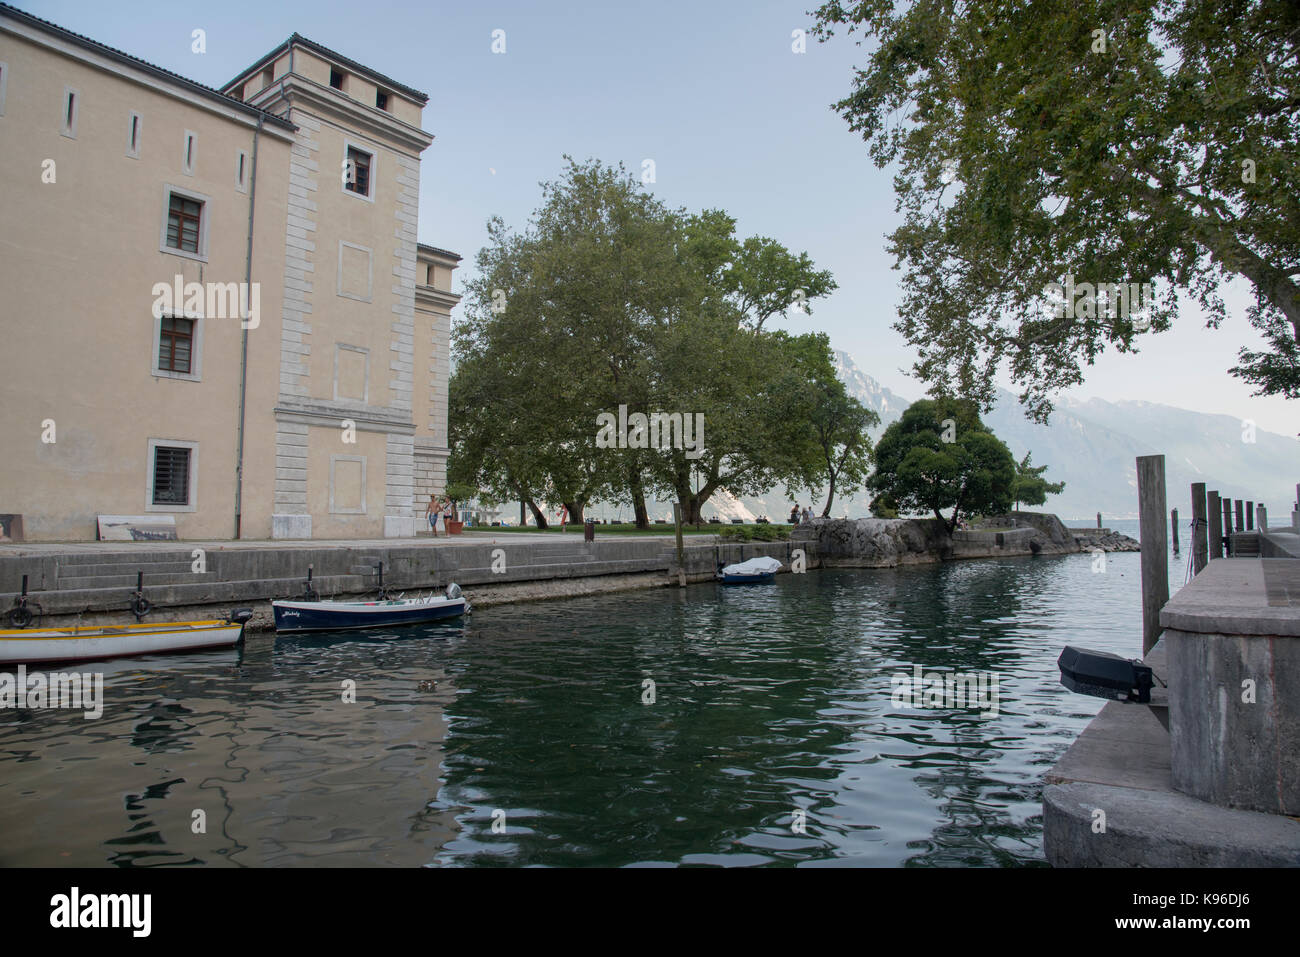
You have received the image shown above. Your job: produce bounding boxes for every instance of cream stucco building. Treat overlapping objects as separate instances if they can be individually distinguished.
[0,5,459,541]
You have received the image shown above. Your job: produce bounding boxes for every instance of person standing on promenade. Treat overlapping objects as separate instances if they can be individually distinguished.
[789,505,800,524]
[426,494,441,537]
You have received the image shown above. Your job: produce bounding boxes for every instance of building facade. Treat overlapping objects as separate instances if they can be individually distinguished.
[0,6,459,541]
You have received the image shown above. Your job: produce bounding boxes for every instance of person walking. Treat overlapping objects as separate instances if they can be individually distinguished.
[789,505,799,524]
[801,506,813,524]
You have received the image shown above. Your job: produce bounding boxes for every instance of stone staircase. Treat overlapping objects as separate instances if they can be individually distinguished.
[1231,532,1261,557]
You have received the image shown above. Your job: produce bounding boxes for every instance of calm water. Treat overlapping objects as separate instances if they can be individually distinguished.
[0,553,1184,867]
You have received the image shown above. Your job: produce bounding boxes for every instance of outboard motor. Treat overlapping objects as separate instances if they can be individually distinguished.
[445,582,462,601]
[226,608,254,644]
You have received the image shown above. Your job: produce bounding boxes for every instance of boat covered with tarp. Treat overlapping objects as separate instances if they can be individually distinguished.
[717,556,782,585]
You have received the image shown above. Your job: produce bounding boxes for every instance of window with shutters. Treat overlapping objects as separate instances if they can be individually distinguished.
[167,194,201,252]
[344,143,374,200]
[158,317,194,373]
[159,186,210,261]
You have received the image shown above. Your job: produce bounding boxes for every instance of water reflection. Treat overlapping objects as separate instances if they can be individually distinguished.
[0,554,1173,866]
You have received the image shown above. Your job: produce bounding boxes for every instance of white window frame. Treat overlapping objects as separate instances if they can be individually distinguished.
[152,309,203,382]
[126,111,142,159]
[333,343,370,403]
[235,148,249,192]
[341,138,376,203]
[336,240,373,302]
[0,62,9,116]
[146,439,199,513]
[61,86,78,138]
[329,455,367,514]
[182,129,197,176]
[159,184,212,262]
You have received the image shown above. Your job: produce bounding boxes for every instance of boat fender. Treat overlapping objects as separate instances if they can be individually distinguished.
[131,596,152,619]
[7,605,32,629]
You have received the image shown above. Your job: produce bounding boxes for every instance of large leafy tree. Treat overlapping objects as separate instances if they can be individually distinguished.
[867,398,1016,532]
[813,0,1300,420]
[449,158,840,526]
[785,334,881,516]
[1009,451,1067,510]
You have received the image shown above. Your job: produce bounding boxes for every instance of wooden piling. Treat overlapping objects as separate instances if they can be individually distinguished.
[1223,499,1235,556]
[1207,492,1222,559]
[1235,499,1245,533]
[1246,501,1254,530]
[673,502,686,588]
[1137,456,1170,655]
[1171,507,1180,555]
[1097,512,1102,530]
[1191,482,1208,575]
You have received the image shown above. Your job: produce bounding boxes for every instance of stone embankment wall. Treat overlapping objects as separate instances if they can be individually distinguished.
[792,511,1136,568]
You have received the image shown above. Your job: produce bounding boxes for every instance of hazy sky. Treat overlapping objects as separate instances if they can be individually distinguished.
[29,0,1298,436]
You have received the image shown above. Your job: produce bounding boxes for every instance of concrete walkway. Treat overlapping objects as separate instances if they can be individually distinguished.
[1043,557,1300,866]
[0,529,691,555]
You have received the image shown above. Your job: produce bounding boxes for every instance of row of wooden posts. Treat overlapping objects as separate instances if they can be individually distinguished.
[1134,455,1289,656]
[1169,490,1269,563]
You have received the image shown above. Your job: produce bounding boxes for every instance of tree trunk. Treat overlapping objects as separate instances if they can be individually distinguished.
[628,470,649,529]
[527,500,549,529]
[821,471,838,517]
[564,501,585,524]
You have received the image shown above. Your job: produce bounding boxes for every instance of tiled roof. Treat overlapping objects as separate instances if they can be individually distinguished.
[0,3,295,130]
[418,244,463,262]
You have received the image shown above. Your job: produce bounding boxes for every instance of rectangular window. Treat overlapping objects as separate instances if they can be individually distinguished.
[330,68,344,90]
[376,89,389,111]
[126,112,141,158]
[166,194,202,253]
[262,66,274,90]
[158,317,194,373]
[62,87,78,138]
[345,145,372,198]
[182,131,196,175]
[236,149,248,191]
[152,447,191,506]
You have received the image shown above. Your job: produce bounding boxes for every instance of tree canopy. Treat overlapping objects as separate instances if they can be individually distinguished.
[813,0,1300,420]
[867,398,1016,532]
[1009,451,1066,510]
[449,158,850,526]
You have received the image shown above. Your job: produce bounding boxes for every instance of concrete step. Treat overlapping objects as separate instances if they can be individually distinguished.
[57,560,196,579]
[1233,533,1262,556]
[57,572,201,590]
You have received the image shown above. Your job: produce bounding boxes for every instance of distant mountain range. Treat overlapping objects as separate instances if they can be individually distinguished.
[624,351,1298,523]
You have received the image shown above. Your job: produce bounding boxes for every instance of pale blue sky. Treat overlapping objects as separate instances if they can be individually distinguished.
[27,0,1297,436]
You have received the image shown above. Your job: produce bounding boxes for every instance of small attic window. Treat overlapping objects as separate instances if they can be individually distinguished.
[330,68,344,90]
[262,66,274,89]
[376,89,389,111]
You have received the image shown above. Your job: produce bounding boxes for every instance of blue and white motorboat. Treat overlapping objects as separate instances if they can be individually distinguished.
[717,556,782,585]
[272,565,470,633]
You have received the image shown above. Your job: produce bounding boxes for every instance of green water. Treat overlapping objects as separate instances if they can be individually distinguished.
[0,553,1174,867]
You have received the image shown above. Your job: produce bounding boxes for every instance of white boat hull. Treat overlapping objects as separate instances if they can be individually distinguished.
[0,620,244,665]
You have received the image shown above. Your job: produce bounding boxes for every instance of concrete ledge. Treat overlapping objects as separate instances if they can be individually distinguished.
[1159,559,1300,636]
[1043,781,1300,867]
